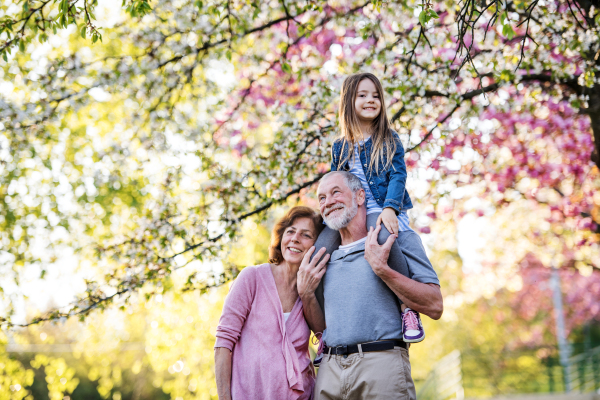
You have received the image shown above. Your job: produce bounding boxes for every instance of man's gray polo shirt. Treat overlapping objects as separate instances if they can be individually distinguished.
[322,237,405,347]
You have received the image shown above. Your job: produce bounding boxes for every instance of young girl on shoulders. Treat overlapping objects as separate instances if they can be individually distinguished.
[313,72,440,343]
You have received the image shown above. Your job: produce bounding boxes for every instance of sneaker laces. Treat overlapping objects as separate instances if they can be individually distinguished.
[404,310,420,331]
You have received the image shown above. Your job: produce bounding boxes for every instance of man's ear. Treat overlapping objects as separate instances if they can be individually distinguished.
[356,189,366,206]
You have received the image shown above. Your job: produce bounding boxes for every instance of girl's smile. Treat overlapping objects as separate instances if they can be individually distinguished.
[354,78,381,130]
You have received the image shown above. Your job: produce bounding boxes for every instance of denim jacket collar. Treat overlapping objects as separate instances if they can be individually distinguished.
[331,131,413,213]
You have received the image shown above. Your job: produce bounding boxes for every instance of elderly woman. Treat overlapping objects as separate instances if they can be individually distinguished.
[214,206,329,400]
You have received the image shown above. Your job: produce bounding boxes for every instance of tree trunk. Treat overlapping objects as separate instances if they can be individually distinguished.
[586,87,600,169]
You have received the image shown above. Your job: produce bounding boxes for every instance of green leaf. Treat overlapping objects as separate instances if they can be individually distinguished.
[81,25,87,39]
[419,10,427,26]
[499,69,516,81]
[226,49,232,61]
[428,9,440,19]
[502,24,514,40]
[282,62,292,73]
[570,98,581,109]
[372,0,382,12]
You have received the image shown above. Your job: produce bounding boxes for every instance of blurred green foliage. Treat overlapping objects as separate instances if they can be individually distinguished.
[0,216,273,399]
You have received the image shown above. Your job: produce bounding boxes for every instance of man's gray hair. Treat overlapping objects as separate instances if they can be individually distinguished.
[321,171,363,194]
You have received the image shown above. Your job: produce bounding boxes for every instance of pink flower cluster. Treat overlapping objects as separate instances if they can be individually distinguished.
[429,98,597,238]
[508,253,600,344]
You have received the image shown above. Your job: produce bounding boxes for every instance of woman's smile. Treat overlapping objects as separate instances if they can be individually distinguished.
[283,243,307,259]
[280,217,317,264]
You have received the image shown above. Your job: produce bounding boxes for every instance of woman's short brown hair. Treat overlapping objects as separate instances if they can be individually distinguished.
[268,206,323,264]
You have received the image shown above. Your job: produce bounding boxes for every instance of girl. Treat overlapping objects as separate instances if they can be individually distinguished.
[312,72,440,344]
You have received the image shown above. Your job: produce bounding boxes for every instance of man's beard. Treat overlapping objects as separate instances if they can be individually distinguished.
[323,196,358,231]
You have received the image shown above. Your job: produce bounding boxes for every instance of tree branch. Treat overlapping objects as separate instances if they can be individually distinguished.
[407,104,461,152]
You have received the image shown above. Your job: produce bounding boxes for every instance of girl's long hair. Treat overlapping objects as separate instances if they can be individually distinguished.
[337,73,396,175]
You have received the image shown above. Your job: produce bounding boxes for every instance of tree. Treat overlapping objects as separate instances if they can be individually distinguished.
[0,0,152,60]
[1,0,598,328]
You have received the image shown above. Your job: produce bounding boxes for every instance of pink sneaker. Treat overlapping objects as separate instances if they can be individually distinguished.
[402,308,425,343]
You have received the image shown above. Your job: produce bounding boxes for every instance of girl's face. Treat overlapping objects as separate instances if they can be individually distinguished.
[354,78,381,124]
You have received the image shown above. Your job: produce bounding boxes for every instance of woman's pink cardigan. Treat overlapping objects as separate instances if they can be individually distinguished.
[215,264,315,400]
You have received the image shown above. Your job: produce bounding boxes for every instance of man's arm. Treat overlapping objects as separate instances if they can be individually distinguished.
[297,247,329,333]
[364,226,443,320]
[376,270,443,320]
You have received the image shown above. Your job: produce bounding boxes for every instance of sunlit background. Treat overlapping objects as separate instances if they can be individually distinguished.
[1,0,600,399]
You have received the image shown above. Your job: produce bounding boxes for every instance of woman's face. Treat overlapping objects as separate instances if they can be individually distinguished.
[280,217,317,266]
[354,78,381,123]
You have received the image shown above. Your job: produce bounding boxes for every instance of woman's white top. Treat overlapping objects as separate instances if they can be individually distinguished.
[283,312,291,322]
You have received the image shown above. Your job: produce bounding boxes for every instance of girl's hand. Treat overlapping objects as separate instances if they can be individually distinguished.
[376,207,399,235]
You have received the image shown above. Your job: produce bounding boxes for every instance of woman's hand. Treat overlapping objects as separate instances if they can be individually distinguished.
[297,247,329,297]
[376,207,399,235]
[298,247,329,333]
[214,347,233,400]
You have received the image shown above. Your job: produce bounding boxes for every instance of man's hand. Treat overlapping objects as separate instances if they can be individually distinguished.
[297,247,330,297]
[365,225,397,276]
[376,207,399,235]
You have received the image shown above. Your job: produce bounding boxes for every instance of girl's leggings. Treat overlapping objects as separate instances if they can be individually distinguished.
[312,213,409,313]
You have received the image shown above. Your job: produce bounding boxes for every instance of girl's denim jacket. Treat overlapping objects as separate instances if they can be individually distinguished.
[330,131,413,214]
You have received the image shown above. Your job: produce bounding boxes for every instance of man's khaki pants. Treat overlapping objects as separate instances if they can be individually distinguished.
[313,347,417,400]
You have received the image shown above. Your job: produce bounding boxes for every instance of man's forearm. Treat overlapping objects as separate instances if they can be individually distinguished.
[377,266,443,320]
[300,292,326,333]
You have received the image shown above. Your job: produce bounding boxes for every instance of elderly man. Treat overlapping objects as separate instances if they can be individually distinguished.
[297,171,443,400]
